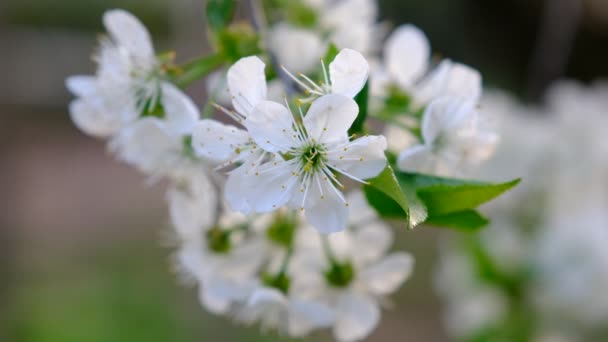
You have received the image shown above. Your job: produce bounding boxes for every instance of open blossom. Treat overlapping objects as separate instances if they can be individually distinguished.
[283,48,370,102]
[397,96,498,176]
[110,83,199,177]
[240,94,387,233]
[293,190,414,342]
[375,24,481,107]
[66,9,167,137]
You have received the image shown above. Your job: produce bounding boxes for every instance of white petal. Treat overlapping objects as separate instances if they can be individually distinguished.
[191,119,250,162]
[362,252,414,295]
[304,175,349,233]
[69,99,122,137]
[65,76,97,97]
[161,83,199,135]
[268,24,326,73]
[224,163,255,214]
[384,25,430,89]
[345,189,377,225]
[199,285,232,315]
[248,287,287,307]
[303,94,358,143]
[327,135,387,180]
[334,292,380,342]
[167,178,216,239]
[414,60,482,106]
[288,298,335,337]
[329,48,370,98]
[246,101,297,153]
[397,144,436,173]
[245,160,299,213]
[227,56,267,116]
[421,96,476,143]
[103,9,154,60]
[351,221,393,264]
[110,118,176,173]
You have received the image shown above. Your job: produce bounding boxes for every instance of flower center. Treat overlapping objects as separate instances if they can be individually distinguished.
[206,227,232,254]
[299,143,327,174]
[325,261,355,288]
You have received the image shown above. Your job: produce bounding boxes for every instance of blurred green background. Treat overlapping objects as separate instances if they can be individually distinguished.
[1,0,607,341]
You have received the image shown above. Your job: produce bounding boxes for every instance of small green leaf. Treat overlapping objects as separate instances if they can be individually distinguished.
[322,43,340,67]
[173,54,225,88]
[206,0,237,32]
[216,24,262,62]
[417,178,521,216]
[425,210,489,231]
[364,165,409,222]
[349,81,369,136]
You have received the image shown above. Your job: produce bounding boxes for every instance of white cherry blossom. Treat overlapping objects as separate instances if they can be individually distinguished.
[240,94,387,233]
[66,9,168,137]
[397,96,497,176]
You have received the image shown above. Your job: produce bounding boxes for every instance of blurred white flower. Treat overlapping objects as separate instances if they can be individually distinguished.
[240,94,387,233]
[397,96,497,176]
[174,210,265,315]
[292,191,413,341]
[268,23,326,74]
[109,83,198,177]
[66,9,168,137]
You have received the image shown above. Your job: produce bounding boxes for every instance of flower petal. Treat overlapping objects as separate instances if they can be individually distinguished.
[245,101,298,153]
[351,221,393,264]
[167,171,216,238]
[421,96,476,143]
[329,48,370,98]
[384,25,430,89]
[103,9,154,60]
[303,94,358,143]
[69,98,123,137]
[327,135,387,180]
[397,144,436,173]
[362,252,414,295]
[192,119,250,162]
[288,298,335,337]
[415,60,482,106]
[334,292,380,342]
[304,175,349,233]
[227,56,267,116]
[224,163,256,214]
[243,159,299,213]
[269,23,326,73]
[65,76,97,97]
[161,83,200,135]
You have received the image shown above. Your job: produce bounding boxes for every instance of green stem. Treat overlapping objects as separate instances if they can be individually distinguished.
[173,53,225,88]
[320,235,337,265]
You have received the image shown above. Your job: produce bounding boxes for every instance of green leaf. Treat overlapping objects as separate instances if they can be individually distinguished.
[216,24,262,62]
[349,81,369,136]
[173,54,225,88]
[425,210,489,231]
[322,43,340,67]
[416,178,521,216]
[206,0,237,32]
[364,165,409,222]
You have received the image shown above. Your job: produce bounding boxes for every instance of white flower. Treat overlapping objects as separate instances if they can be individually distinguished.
[66,9,167,137]
[397,96,498,176]
[293,193,413,342]
[283,48,370,102]
[377,24,481,107]
[174,210,266,315]
[240,94,387,233]
[110,83,199,176]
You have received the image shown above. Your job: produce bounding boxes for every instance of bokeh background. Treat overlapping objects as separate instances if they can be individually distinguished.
[2,0,607,341]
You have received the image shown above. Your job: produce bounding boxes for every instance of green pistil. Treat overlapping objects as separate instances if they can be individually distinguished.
[266,213,297,248]
[300,143,327,173]
[325,261,355,288]
[262,272,291,295]
[206,227,232,254]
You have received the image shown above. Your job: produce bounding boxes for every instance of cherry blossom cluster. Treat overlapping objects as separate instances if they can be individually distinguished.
[66,3,503,340]
[435,82,608,341]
